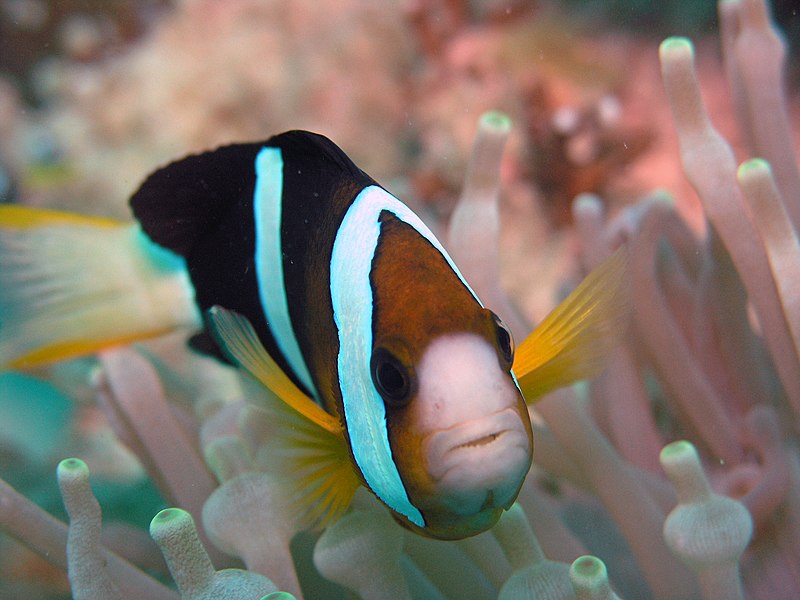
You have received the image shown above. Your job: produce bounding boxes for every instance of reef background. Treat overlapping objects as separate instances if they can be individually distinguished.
[1,1,799,599]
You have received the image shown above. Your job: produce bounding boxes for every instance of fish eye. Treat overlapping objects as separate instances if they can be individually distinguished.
[371,347,413,407]
[491,312,515,369]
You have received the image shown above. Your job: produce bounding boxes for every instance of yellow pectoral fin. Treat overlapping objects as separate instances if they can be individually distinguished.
[513,246,630,402]
[248,400,361,529]
[209,306,360,527]
[0,204,124,229]
[207,305,340,434]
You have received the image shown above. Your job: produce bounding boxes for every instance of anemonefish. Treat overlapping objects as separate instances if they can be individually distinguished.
[0,130,627,539]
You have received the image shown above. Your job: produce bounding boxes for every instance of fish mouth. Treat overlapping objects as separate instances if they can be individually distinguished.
[425,407,531,483]
[452,431,506,450]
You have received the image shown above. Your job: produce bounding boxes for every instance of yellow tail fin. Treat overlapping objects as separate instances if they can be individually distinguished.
[208,306,360,528]
[0,205,201,369]
[513,247,629,401]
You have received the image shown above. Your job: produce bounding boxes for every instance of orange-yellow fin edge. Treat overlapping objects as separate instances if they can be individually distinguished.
[0,204,124,229]
[513,246,630,401]
[8,329,177,370]
[208,306,360,528]
[207,305,339,433]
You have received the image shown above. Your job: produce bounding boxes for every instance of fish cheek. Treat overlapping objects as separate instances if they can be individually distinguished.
[385,401,439,513]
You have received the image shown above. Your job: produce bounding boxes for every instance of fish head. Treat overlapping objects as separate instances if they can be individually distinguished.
[372,313,533,540]
[352,206,532,538]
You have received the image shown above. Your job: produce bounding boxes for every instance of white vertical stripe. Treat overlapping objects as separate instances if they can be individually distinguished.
[253,147,318,400]
[330,185,481,528]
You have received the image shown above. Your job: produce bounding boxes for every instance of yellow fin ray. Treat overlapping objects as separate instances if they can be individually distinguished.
[513,247,629,401]
[263,414,359,529]
[8,332,175,370]
[207,306,339,433]
[255,399,359,529]
[210,307,360,528]
[0,204,123,229]
[0,205,199,368]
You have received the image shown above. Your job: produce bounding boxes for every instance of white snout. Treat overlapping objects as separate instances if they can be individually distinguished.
[414,333,532,515]
[424,407,530,514]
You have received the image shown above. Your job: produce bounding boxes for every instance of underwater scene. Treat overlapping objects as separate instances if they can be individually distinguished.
[1,0,799,598]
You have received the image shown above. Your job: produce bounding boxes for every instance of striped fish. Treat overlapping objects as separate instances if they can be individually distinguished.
[0,130,627,539]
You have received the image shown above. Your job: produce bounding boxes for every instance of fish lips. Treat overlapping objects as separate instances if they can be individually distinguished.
[423,407,532,516]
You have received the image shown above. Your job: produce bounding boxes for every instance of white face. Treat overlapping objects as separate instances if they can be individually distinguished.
[389,332,533,538]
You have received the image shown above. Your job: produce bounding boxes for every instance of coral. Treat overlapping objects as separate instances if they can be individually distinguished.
[5,0,415,218]
[0,0,799,598]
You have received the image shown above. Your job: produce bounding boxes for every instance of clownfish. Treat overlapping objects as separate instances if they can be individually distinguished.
[0,130,627,539]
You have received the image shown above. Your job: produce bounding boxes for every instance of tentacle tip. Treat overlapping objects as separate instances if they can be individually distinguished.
[58,457,88,474]
[57,458,90,485]
[649,188,676,205]
[150,507,190,537]
[659,37,694,61]
[737,157,771,180]
[571,555,605,577]
[570,555,611,591]
[660,439,698,465]
[479,110,512,133]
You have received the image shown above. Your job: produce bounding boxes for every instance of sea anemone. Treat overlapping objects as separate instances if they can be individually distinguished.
[0,0,798,598]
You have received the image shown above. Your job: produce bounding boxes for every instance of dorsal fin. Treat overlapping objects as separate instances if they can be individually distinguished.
[129,131,377,399]
[129,130,372,257]
[130,142,263,256]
